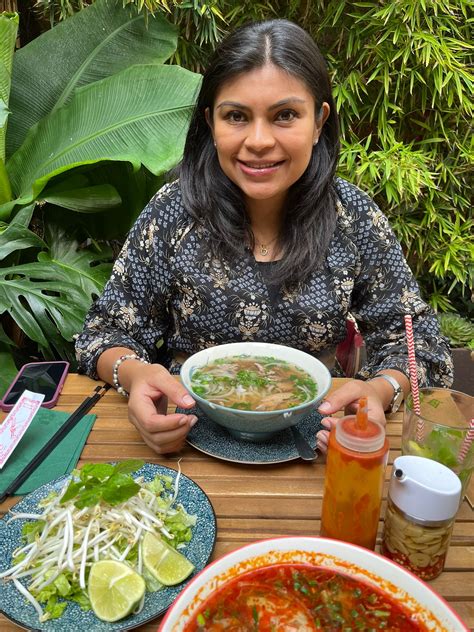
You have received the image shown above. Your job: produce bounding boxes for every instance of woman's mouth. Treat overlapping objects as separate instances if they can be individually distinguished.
[237,160,284,176]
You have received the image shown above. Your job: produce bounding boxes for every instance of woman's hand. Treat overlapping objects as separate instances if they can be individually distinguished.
[127,363,197,454]
[316,379,387,454]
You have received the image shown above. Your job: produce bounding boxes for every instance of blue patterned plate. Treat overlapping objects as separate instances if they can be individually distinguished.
[0,463,216,631]
[185,408,323,464]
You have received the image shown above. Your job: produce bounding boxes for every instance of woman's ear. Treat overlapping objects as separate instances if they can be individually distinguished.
[205,107,214,134]
[313,102,330,144]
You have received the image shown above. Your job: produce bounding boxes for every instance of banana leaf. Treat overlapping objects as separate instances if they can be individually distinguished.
[42,184,122,212]
[0,12,18,204]
[0,12,18,163]
[6,63,201,206]
[7,0,177,156]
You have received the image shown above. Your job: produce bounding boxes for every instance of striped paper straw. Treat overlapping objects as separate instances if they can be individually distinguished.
[458,419,474,463]
[404,315,422,440]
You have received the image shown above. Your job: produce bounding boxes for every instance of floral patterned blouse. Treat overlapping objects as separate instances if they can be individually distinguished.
[75,178,453,386]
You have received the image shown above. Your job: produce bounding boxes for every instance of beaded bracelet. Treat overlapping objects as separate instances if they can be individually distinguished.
[112,354,148,398]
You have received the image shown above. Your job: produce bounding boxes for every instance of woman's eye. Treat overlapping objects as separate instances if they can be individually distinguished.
[225,110,247,123]
[276,109,297,122]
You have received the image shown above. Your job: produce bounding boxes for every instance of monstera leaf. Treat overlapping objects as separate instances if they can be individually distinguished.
[0,228,112,358]
[7,0,177,156]
[5,63,201,208]
[0,262,90,353]
[39,225,113,301]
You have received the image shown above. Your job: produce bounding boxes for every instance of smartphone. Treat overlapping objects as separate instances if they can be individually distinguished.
[0,361,70,411]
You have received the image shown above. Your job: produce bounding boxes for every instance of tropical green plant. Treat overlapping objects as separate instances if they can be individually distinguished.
[32,0,473,316]
[438,313,474,350]
[0,0,201,384]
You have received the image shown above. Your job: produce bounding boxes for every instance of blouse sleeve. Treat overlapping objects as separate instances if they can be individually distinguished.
[74,185,175,379]
[341,185,454,388]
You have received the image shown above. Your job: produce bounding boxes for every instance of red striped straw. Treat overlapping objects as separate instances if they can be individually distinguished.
[458,419,474,463]
[404,315,423,439]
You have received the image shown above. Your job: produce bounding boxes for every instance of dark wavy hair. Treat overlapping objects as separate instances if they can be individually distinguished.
[179,19,340,287]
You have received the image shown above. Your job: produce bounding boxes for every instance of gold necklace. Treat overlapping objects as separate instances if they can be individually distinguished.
[256,236,278,256]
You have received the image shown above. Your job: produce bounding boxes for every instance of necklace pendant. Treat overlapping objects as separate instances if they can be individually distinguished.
[260,245,269,256]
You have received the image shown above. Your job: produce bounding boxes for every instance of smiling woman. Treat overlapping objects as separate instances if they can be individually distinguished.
[75,19,453,457]
[207,65,329,240]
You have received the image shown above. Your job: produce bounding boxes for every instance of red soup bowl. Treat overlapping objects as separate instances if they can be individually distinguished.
[158,536,468,631]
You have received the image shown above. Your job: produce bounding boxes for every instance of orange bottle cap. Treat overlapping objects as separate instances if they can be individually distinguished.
[336,416,386,453]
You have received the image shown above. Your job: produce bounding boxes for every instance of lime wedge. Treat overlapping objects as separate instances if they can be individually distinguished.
[142,531,195,586]
[407,440,432,458]
[88,560,145,622]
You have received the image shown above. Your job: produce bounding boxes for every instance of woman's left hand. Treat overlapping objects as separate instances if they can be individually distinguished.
[316,379,386,454]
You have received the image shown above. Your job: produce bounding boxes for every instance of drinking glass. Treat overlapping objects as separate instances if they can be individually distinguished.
[402,388,474,497]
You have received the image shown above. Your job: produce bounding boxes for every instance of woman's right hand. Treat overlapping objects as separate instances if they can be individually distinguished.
[126,363,197,454]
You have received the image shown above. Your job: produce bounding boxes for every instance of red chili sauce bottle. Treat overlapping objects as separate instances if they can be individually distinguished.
[320,397,389,550]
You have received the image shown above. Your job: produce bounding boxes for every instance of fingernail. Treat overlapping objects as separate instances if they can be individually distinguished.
[189,416,198,427]
[318,401,331,413]
[179,416,188,426]
[183,394,195,405]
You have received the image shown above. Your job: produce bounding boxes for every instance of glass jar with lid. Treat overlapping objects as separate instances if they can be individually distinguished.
[381,455,461,580]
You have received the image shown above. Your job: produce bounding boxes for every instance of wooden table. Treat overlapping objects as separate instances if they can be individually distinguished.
[1,374,473,630]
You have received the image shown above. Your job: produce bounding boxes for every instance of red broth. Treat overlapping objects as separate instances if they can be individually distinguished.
[183,563,428,631]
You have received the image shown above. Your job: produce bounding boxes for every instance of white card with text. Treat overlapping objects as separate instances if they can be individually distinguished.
[0,390,45,468]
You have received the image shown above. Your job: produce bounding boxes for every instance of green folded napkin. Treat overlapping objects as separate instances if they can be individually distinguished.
[0,407,96,497]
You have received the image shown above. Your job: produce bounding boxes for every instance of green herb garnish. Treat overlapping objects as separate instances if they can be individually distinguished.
[61,460,145,508]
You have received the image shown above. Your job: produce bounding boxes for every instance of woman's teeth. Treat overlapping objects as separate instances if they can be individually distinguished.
[243,162,279,169]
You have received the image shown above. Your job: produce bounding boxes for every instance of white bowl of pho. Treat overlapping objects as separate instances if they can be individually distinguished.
[180,342,331,442]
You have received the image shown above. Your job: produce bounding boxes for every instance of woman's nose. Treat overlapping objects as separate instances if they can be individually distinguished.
[244,120,275,151]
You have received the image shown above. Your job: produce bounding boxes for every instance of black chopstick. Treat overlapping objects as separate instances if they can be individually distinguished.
[0,383,111,504]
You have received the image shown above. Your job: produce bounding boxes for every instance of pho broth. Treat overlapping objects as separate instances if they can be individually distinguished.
[190,355,317,411]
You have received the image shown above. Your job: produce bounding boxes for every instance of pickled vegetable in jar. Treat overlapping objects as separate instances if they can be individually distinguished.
[321,398,389,550]
[381,455,461,581]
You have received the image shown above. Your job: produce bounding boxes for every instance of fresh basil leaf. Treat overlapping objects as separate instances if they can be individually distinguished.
[114,459,144,474]
[60,481,83,503]
[74,487,101,509]
[102,473,140,505]
[80,462,115,480]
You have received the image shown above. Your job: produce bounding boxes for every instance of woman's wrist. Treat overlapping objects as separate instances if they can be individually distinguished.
[368,370,410,412]
[113,354,149,397]
[97,347,151,395]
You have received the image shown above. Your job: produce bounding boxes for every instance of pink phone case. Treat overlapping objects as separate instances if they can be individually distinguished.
[0,361,70,411]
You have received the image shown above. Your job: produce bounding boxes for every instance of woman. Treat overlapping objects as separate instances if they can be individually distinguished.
[75,19,453,455]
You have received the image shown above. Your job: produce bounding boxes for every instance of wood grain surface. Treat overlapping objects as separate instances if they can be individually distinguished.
[1,374,473,631]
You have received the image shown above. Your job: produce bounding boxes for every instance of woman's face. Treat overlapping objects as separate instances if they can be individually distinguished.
[207,63,329,214]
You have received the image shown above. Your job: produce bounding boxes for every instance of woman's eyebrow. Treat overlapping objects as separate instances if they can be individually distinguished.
[216,97,307,111]
[216,101,247,110]
[269,97,306,110]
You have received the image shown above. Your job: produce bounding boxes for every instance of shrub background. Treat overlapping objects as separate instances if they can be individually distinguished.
[1,0,472,383]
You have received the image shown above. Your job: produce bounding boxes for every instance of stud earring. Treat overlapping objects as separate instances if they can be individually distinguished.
[313,139,318,146]
[213,141,217,148]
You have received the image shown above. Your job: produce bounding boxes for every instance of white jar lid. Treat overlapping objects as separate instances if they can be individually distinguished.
[389,456,462,521]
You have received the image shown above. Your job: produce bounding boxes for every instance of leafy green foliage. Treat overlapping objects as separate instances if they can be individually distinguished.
[73,0,471,317]
[437,313,474,348]
[61,460,145,508]
[0,346,17,396]
[7,1,178,156]
[5,63,201,207]
[0,1,201,367]
[313,0,473,313]
[0,13,18,204]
